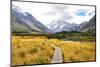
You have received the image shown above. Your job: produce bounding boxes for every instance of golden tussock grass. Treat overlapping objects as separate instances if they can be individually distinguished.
[51,40,96,62]
[12,36,96,65]
[12,36,54,65]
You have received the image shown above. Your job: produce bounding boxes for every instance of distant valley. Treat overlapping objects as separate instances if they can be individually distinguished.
[12,5,96,35]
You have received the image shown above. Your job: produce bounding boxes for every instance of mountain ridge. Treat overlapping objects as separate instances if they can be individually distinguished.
[12,5,96,35]
[48,15,96,33]
[12,5,51,34]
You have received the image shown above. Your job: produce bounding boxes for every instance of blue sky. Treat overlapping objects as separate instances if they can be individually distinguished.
[76,9,88,16]
[12,1,95,26]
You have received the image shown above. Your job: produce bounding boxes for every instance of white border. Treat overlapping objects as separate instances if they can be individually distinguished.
[0,0,100,67]
[0,0,10,67]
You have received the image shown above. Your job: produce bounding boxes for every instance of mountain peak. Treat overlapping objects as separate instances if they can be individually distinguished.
[48,19,78,33]
[12,5,27,16]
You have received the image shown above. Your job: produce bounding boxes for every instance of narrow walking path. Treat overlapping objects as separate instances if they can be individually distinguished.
[51,45,63,63]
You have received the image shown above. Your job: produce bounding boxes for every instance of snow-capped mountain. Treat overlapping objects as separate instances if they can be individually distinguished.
[48,20,79,33]
[12,5,51,34]
[48,15,96,33]
[12,5,96,34]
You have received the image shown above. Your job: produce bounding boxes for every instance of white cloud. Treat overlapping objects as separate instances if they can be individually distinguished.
[12,1,95,25]
[65,5,95,24]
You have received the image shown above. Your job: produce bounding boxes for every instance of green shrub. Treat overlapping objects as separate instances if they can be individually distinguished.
[28,47,38,54]
[35,56,48,64]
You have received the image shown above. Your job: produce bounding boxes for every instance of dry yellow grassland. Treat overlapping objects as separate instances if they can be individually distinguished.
[12,36,95,65]
[12,36,54,65]
[48,40,95,62]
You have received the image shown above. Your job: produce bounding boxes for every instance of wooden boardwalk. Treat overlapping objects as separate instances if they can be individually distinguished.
[51,45,63,63]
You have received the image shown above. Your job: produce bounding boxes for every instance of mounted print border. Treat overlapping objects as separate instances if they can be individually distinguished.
[11,0,96,67]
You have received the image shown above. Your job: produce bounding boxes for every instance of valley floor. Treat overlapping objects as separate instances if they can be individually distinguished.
[12,36,96,66]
